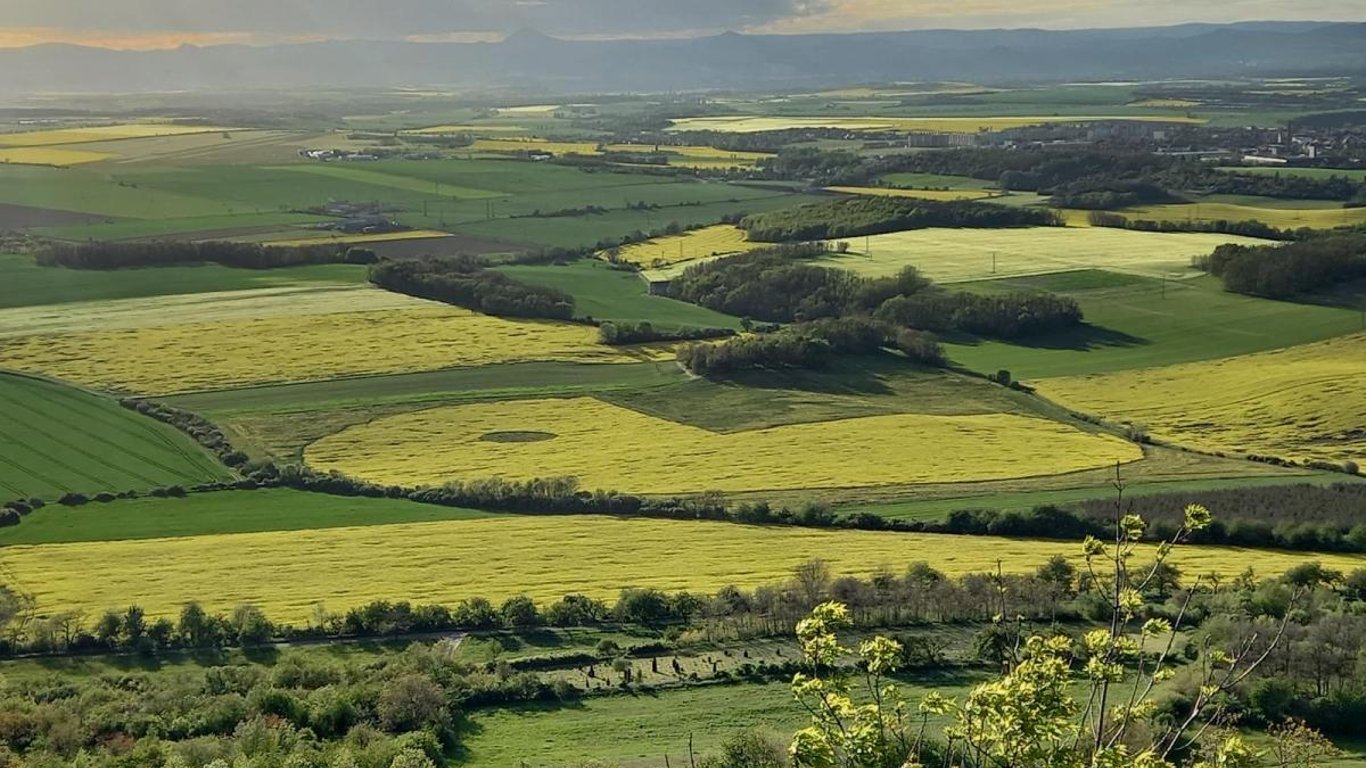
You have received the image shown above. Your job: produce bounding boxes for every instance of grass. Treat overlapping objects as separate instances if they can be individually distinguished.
[1035,333,1366,466]
[495,260,743,328]
[0,488,495,544]
[0,296,670,395]
[1216,166,1366,181]
[32,211,332,241]
[608,224,759,269]
[304,395,1142,494]
[666,115,1205,133]
[0,254,367,309]
[943,274,1366,379]
[255,229,453,246]
[812,228,1269,283]
[1116,201,1366,229]
[0,373,230,500]
[848,474,1353,522]
[0,147,112,166]
[7,514,1365,623]
[461,673,981,767]
[826,185,998,201]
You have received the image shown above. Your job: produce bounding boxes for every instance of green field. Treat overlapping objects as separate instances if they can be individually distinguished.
[946,273,1366,379]
[0,253,367,308]
[462,671,984,768]
[1216,166,1366,181]
[0,373,231,500]
[0,488,495,544]
[496,259,743,328]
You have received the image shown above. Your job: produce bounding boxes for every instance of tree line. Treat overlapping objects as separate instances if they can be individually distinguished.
[36,240,379,270]
[368,255,576,320]
[597,320,736,345]
[1087,210,1300,240]
[1197,234,1366,298]
[676,317,945,375]
[740,195,1062,242]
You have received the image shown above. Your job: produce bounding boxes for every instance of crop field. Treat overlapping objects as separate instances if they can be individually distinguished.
[0,373,230,499]
[944,274,1366,379]
[1216,166,1366,181]
[666,115,1205,133]
[880,172,992,189]
[471,138,601,155]
[469,138,773,169]
[254,229,453,246]
[0,254,366,309]
[811,227,1268,283]
[305,396,1142,493]
[0,147,113,166]
[1117,201,1366,229]
[1035,334,1366,466]
[0,302,669,395]
[825,185,998,201]
[608,224,760,268]
[0,123,239,147]
[495,260,744,328]
[5,514,1363,623]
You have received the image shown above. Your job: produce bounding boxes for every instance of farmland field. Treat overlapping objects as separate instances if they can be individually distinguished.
[944,273,1366,379]
[5,514,1363,623]
[1216,166,1366,181]
[496,260,743,328]
[1034,333,1366,465]
[609,224,759,268]
[826,185,999,201]
[255,229,453,246]
[811,227,1268,283]
[1117,201,1366,229]
[667,115,1205,133]
[0,296,668,394]
[0,147,113,166]
[0,123,240,147]
[0,373,230,499]
[305,396,1142,493]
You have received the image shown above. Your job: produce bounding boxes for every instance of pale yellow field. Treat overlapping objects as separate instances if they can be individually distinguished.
[0,123,238,147]
[0,307,667,395]
[1119,202,1366,230]
[6,515,1361,624]
[258,229,452,247]
[607,224,761,268]
[1035,334,1366,466]
[471,138,600,155]
[407,125,529,134]
[306,396,1142,494]
[1129,98,1201,108]
[0,286,415,339]
[0,147,113,166]
[812,227,1269,283]
[667,115,1206,134]
[826,185,997,201]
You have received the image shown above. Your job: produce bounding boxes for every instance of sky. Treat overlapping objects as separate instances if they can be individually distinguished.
[0,0,1362,49]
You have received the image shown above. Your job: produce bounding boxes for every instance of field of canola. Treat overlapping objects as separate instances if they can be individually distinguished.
[1034,334,1366,466]
[608,224,762,268]
[6,514,1362,624]
[304,396,1143,494]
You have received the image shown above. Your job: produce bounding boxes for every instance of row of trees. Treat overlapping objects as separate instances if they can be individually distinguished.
[739,196,1061,242]
[1087,210,1299,240]
[1198,234,1366,298]
[368,255,576,320]
[676,317,945,375]
[596,320,736,345]
[37,240,378,270]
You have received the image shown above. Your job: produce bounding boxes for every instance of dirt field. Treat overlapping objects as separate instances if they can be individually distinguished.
[0,202,107,229]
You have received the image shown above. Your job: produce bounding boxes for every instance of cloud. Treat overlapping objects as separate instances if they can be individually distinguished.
[0,0,1362,48]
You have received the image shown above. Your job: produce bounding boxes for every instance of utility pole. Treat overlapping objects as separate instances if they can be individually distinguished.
[992,251,997,274]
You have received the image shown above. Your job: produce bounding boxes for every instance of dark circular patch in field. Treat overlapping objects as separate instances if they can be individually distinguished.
[479,431,558,443]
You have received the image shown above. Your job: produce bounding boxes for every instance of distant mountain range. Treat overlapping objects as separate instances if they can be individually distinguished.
[2,22,1364,96]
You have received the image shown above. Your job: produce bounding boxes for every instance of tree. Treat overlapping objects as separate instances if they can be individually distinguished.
[499,595,543,628]
[377,674,447,733]
[231,604,273,646]
[179,601,216,647]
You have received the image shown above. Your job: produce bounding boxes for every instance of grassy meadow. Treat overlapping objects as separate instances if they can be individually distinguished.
[0,373,229,499]
[495,260,744,328]
[7,514,1365,623]
[609,224,759,268]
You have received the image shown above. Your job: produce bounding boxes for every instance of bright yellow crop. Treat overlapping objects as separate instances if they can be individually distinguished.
[0,306,667,395]
[1119,202,1366,230]
[0,123,237,147]
[471,138,601,155]
[607,225,761,269]
[7,515,1361,624]
[0,147,112,166]
[259,230,453,247]
[812,227,1269,283]
[306,396,1142,494]
[1035,334,1366,466]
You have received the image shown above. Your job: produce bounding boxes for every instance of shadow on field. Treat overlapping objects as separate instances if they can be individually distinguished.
[722,355,899,396]
[952,323,1148,352]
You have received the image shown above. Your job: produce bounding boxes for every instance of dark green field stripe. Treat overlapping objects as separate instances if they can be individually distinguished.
[0,424,93,492]
[0,396,167,488]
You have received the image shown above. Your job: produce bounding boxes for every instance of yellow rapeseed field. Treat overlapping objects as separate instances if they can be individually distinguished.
[826,185,997,201]
[667,115,1206,134]
[1034,334,1366,466]
[0,147,113,166]
[0,123,237,147]
[607,225,761,268]
[259,229,453,247]
[6,515,1362,623]
[1118,202,1366,230]
[812,227,1268,283]
[0,307,667,395]
[305,396,1142,493]
[471,138,601,155]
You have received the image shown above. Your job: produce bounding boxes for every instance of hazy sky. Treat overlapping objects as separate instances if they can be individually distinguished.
[1,0,1363,48]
